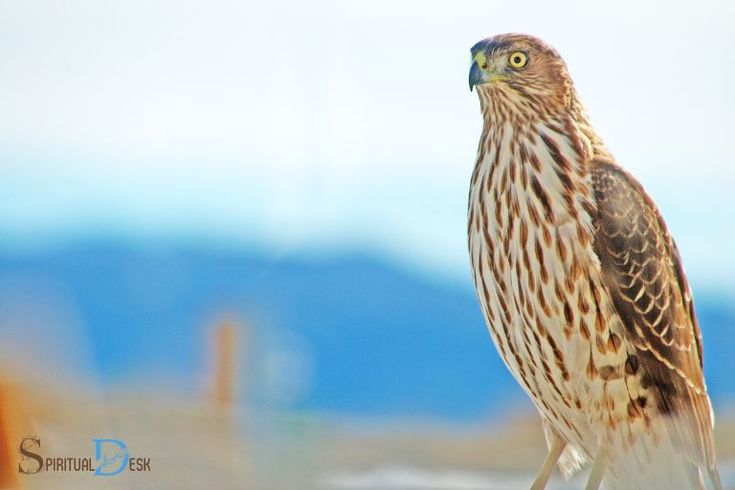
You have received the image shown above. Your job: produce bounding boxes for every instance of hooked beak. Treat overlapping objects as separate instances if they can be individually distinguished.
[469,61,484,91]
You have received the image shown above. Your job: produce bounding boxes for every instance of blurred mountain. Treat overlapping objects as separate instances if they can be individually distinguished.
[0,243,731,421]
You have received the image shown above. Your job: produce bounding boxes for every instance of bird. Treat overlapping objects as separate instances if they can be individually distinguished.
[466,34,721,490]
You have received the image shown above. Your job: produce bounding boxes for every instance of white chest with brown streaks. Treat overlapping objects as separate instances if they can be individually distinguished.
[467,116,628,453]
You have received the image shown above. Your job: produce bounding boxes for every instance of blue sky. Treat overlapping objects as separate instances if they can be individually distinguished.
[0,0,733,293]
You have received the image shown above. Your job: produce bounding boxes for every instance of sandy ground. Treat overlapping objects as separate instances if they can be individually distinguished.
[307,410,735,490]
[3,383,734,489]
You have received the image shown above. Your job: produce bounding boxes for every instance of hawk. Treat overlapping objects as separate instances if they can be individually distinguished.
[467,34,721,490]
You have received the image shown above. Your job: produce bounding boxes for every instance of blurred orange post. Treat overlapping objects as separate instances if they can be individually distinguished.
[0,380,27,489]
[212,320,238,420]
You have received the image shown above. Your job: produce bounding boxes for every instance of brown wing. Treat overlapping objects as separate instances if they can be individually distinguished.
[590,161,717,469]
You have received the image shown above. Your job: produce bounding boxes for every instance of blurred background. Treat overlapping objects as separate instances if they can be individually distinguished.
[0,0,733,488]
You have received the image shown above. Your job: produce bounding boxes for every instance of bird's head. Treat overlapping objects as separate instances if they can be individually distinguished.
[469,34,572,111]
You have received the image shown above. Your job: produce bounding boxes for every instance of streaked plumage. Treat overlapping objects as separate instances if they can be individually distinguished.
[467,33,721,489]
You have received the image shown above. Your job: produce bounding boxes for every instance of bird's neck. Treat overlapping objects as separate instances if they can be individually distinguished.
[475,85,612,166]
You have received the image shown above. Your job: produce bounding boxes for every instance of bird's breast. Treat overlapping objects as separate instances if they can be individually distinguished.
[467,119,604,453]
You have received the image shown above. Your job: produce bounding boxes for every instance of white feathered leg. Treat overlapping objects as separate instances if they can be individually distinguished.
[585,447,609,490]
[530,432,566,490]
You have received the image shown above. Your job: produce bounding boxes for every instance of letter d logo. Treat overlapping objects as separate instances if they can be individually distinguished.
[93,439,129,476]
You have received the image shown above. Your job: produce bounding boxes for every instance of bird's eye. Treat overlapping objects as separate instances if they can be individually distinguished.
[509,51,528,69]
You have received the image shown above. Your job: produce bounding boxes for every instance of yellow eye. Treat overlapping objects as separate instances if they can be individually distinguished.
[509,51,528,68]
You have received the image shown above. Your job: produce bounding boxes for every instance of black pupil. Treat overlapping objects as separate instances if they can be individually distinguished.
[514,56,522,64]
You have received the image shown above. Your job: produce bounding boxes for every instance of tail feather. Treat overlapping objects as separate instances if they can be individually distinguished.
[603,412,722,490]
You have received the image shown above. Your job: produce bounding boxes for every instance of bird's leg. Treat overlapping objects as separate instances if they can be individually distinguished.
[708,466,723,490]
[530,433,566,490]
[585,446,609,490]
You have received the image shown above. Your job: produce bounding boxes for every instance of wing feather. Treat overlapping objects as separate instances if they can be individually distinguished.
[590,161,718,476]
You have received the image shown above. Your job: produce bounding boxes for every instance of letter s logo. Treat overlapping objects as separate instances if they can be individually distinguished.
[18,437,43,474]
